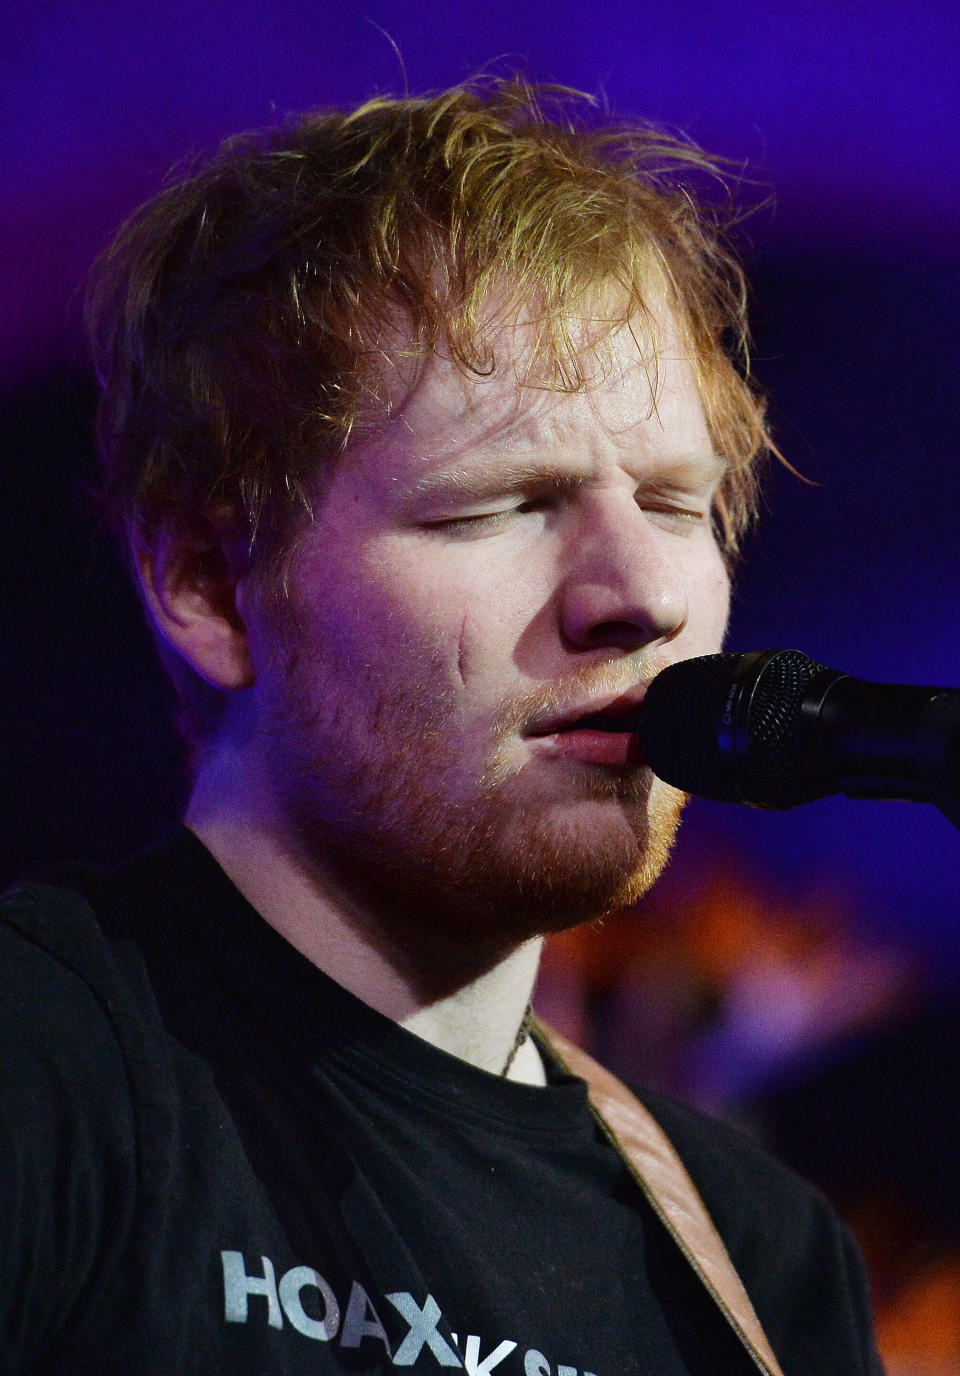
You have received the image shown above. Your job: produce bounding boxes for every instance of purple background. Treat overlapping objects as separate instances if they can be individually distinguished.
[2,1,959,968]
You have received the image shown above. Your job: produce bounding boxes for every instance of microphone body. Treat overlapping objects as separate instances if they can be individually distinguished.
[635,650,960,812]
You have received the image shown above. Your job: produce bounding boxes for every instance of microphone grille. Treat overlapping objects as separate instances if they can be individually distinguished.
[744,650,826,805]
[641,649,827,805]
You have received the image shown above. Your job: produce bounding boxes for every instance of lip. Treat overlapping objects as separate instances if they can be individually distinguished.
[523,687,648,739]
[531,726,647,768]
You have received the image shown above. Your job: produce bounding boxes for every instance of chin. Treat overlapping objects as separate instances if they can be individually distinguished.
[517,788,686,932]
[431,774,690,948]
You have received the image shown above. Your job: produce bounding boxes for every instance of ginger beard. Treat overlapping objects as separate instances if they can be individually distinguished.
[263,629,687,966]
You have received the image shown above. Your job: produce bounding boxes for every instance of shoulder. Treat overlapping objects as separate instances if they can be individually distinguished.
[1,863,151,1053]
[1,831,204,1018]
[0,843,193,1126]
[0,874,142,1366]
[0,866,147,1153]
[637,1085,882,1374]
[1,871,129,1050]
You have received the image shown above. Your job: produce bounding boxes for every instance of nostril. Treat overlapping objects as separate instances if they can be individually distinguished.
[572,619,671,652]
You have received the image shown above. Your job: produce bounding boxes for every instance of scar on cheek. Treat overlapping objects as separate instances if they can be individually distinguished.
[456,614,468,688]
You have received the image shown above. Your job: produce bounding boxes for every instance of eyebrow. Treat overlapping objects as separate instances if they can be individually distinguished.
[407,462,586,507]
[406,451,727,508]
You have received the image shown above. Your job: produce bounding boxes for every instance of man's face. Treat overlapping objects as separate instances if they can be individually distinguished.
[242,317,730,963]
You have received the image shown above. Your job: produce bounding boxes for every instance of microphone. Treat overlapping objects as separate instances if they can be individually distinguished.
[633,650,960,820]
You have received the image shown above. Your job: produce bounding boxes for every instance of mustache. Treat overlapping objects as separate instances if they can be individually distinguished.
[491,653,666,739]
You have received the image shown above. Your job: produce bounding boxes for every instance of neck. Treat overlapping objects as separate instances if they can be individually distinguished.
[187,778,547,1085]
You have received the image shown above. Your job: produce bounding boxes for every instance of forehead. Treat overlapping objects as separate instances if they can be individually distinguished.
[344,308,717,498]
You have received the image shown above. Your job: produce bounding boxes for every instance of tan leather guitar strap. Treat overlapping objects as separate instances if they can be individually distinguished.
[536,1022,786,1376]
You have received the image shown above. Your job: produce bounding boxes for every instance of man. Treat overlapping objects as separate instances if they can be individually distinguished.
[1,81,882,1373]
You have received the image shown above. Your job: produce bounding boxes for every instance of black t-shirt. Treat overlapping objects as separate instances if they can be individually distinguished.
[0,830,882,1375]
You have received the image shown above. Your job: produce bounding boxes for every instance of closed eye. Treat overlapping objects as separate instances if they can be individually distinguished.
[640,502,709,533]
[428,510,514,537]
[425,498,550,538]
[636,479,716,534]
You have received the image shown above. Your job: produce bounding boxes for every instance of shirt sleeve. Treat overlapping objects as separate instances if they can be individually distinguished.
[0,899,138,1373]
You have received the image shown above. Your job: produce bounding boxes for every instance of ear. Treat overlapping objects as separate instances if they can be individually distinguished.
[135,516,255,691]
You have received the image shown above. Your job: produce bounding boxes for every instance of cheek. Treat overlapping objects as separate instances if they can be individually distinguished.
[284,531,536,701]
[449,599,526,696]
[691,547,731,645]
[343,555,478,693]
[280,537,416,655]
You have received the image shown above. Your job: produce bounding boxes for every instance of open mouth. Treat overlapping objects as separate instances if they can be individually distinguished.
[528,701,646,767]
[550,703,642,735]
[560,710,637,734]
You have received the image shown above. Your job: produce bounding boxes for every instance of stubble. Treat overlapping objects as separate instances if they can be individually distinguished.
[265,637,686,970]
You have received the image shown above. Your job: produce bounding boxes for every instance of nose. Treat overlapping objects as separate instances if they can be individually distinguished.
[559,491,689,653]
